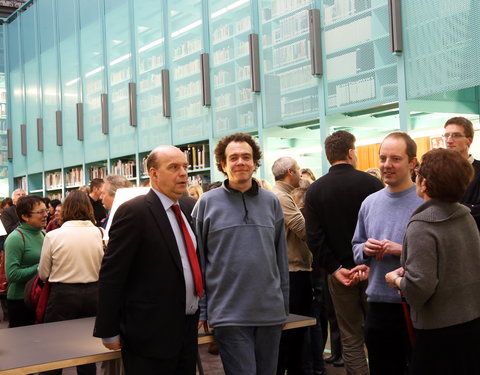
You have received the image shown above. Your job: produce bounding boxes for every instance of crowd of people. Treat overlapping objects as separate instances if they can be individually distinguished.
[0,116,480,375]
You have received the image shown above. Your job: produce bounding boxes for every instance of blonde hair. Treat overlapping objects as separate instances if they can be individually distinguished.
[188,184,203,199]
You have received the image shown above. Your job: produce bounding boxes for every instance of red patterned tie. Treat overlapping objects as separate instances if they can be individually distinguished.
[171,204,203,297]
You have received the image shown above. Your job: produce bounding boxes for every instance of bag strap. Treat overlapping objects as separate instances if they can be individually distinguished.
[15,228,25,246]
[98,226,106,251]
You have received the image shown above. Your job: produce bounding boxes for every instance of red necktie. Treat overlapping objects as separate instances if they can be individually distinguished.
[171,204,203,297]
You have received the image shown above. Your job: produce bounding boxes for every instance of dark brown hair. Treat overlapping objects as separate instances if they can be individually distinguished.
[214,133,262,175]
[444,117,474,139]
[418,149,473,202]
[381,132,417,162]
[89,178,104,191]
[16,195,45,222]
[324,130,355,164]
[60,190,95,224]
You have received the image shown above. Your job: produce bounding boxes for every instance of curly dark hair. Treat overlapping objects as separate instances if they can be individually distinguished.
[214,133,262,175]
[418,149,473,202]
[16,195,45,222]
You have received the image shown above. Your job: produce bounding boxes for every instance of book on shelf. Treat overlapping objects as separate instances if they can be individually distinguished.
[65,167,84,188]
[180,143,209,170]
[16,176,27,191]
[46,171,63,190]
[89,166,108,180]
[111,160,137,179]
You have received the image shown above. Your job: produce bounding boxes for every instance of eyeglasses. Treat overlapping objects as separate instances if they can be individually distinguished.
[30,209,48,215]
[443,133,466,139]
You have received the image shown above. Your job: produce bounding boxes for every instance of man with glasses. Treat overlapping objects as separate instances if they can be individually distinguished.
[443,116,480,229]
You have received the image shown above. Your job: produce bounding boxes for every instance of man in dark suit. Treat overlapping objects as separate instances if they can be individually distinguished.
[1,189,26,234]
[94,145,202,375]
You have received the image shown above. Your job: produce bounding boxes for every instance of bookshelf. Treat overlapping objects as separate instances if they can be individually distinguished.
[322,0,398,113]
[168,1,209,144]
[260,0,320,127]
[178,142,211,188]
[87,162,108,184]
[45,170,63,199]
[15,176,27,192]
[64,166,84,189]
[210,0,258,137]
[27,173,43,195]
[110,156,137,180]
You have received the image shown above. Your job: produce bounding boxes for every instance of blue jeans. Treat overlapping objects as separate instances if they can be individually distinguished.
[215,325,283,375]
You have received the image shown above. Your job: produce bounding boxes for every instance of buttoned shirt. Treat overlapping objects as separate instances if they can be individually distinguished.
[152,188,199,315]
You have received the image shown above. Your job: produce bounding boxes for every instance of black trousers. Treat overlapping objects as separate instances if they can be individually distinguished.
[411,317,480,375]
[121,314,199,375]
[277,271,312,375]
[41,282,98,375]
[7,299,35,328]
[365,302,410,375]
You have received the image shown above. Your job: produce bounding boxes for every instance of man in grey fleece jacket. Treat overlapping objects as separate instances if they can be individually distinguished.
[192,133,289,375]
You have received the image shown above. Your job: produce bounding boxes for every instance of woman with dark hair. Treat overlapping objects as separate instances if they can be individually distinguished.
[4,195,47,327]
[38,190,105,375]
[386,148,480,374]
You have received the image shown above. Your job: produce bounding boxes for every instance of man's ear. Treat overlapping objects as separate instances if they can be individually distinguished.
[347,149,355,161]
[409,157,418,170]
[467,137,473,147]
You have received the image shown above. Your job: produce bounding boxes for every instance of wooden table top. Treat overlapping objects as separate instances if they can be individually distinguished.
[0,314,316,374]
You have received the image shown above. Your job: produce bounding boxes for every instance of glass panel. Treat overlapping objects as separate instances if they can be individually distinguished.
[21,7,42,174]
[57,0,83,168]
[133,0,170,152]
[260,0,320,126]
[79,0,108,163]
[38,0,62,170]
[168,1,209,144]
[209,0,258,136]
[403,0,480,99]
[322,0,398,114]
[7,21,26,176]
[0,26,9,190]
[105,0,136,158]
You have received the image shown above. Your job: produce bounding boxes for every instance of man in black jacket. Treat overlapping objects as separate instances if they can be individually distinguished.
[305,131,383,375]
[1,189,26,234]
[443,116,480,229]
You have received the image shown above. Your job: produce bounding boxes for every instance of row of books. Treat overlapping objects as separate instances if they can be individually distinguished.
[111,160,136,179]
[46,171,63,190]
[180,144,209,170]
[65,167,84,187]
[212,16,251,44]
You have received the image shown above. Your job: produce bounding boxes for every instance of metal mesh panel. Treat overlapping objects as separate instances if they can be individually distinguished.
[403,0,480,99]
[322,0,398,114]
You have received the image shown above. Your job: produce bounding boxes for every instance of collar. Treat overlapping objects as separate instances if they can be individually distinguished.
[223,179,259,196]
[61,220,96,227]
[151,187,178,211]
[468,154,474,164]
[274,180,295,194]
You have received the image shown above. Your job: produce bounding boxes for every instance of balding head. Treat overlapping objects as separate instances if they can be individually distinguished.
[147,146,189,202]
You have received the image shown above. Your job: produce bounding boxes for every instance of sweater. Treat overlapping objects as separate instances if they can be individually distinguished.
[272,181,312,272]
[304,163,384,274]
[192,179,289,327]
[4,222,45,300]
[352,185,422,303]
[38,220,105,283]
[400,200,480,329]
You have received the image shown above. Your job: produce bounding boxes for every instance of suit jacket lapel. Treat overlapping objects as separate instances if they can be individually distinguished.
[145,190,183,274]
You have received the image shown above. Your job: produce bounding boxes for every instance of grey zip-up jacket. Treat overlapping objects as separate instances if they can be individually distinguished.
[192,180,289,327]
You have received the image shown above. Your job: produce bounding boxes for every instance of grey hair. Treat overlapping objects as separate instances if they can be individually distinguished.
[272,157,297,181]
[103,175,133,196]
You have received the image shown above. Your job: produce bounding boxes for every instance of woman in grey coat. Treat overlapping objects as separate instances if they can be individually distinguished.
[386,148,480,375]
